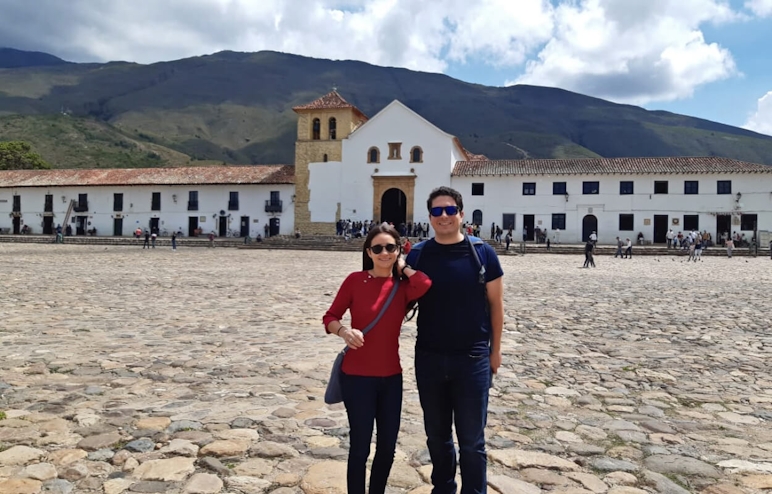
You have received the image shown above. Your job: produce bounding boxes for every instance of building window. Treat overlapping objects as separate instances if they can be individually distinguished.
[410,146,423,163]
[583,181,599,194]
[654,181,669,194]
[552,213,566,230]
[741,214,758,231]
[113,193,123,212]
[471,183,484,196]
[683,215,699,231]
[522,182,536,195]
[188,191,198,211]
[44,194,53,212]
[228,191,239,211]
[265,190,282,213]
[74,193,88,212]
[552,182,567,195]
[388,142,402,159]
[472,209,483,225]
[367,147,380,163]
[684,181,699,195]
[323,154,328,162]
[151,192,161,211]
[619,214,634,231]
[620,181,634,195]
[717,180,732,194]
[328,118,336,140]
[312,118,321,140]
[12,195,20,212]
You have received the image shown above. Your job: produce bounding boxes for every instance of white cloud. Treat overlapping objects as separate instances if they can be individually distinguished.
[513,0,740,105]
[0,0,745,106]
[744,91,772,136]
[746,0,772,16]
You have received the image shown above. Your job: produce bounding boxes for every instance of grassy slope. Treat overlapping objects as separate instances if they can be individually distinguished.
[0,114,194,168]
[0,51,771,166]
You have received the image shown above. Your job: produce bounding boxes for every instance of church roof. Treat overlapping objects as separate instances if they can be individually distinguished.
[0,165,295,188]
[452,156,772,176]
[292,91,368,120]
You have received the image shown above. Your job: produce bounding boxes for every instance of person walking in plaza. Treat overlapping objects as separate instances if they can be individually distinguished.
[666,229,674,249]
[323,223,431,494]
[583,239,596,268]
[405,186,504,494]
[614,237,623,258]
[143,230,150,249]
[622,238,632,258]
[151,229,158,248]
[726,237,734,258]
[171,231,177,251]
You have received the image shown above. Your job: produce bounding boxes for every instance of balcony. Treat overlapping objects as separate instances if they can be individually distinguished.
[265,200,283,213]
[188,200,199,211]
[228,201,239,211]
[73,202,89,212]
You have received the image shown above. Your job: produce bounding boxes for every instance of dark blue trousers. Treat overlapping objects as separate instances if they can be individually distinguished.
[341,373,403,494]
[415,350,490,494]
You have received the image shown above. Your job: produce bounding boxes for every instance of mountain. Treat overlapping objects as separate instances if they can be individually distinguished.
[0,48,69,68]
[1,48,771,168]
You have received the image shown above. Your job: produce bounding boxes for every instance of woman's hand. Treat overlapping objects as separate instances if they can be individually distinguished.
[396,257,407,277]
[342,328,365,349]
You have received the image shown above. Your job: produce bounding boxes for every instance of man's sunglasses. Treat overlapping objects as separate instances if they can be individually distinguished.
[369,243,399,254]
[430,205,460,217]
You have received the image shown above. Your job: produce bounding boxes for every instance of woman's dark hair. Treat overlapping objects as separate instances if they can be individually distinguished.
[362,222,401,277]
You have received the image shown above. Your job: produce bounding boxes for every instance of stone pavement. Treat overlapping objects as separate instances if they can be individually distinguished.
[0,244,770,494]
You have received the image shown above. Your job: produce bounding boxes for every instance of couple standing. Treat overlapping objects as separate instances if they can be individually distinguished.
[323,186,505,494]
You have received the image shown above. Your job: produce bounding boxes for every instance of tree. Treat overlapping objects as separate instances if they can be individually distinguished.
[0,141,51,170]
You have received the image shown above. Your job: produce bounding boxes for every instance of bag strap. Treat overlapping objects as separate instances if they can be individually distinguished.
[341,278,400,354]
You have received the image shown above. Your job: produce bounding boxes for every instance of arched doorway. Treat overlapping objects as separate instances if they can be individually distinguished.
[380,188,407,226]
[582,215,597,242]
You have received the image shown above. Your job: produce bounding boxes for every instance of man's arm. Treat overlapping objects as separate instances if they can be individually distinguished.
[486,276,504,373]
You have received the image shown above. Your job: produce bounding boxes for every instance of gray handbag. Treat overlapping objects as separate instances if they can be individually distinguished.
[324,278,400,404]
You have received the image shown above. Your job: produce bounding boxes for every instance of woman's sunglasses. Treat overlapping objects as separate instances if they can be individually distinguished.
[430,205,460,217]
[369,243,399,254]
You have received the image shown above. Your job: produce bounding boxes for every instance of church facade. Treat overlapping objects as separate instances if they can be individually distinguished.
[296,92,772,244]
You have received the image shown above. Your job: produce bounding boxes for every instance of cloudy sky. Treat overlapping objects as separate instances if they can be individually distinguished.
[1,0,771,135]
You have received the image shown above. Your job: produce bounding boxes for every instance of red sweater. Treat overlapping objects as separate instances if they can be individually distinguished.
[323,271,431,376]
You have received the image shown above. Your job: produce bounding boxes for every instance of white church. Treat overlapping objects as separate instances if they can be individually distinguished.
[1,90,771,244]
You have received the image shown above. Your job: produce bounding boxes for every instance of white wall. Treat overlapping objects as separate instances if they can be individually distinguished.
[453,173,772,243]
[0,184,295,236]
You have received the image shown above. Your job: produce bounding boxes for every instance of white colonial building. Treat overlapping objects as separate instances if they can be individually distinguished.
[299,92,772,243]
[0,166,294,237]
[2,91,771,244]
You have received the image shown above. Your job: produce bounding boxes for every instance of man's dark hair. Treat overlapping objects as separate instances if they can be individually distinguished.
[427,186,464,212]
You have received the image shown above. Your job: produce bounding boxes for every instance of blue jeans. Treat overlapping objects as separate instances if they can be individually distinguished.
[415,350,490,494]
[341,373,402,494]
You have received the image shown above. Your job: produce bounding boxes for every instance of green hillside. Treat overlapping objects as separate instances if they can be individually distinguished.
[0,114,193,168]
[1,49,771,167]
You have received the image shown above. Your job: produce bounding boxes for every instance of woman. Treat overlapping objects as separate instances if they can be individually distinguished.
[323,223,431,494]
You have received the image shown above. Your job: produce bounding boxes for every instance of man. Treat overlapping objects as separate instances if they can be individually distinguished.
[589,231,598,245]
[666,229,674,249]
[406,186,504,494]
[614,237,623,258]
[623,238,632,258]
[584,239,596,267]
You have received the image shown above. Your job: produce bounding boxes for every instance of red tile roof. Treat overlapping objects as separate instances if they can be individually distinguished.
[292,91,368,120]
[0,165,295,188]
[452,157,772,176]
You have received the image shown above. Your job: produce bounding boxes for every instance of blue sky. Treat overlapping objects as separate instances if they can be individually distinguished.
[0,0,770,134]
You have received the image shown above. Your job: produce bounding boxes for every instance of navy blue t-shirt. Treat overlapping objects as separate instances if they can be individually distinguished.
[407,238,503,356]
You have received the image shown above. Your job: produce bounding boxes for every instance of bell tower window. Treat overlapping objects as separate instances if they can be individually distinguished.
[368,147,380,164]
[312,118,321,140]
[329,118,337,140]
